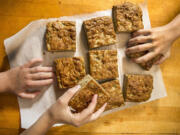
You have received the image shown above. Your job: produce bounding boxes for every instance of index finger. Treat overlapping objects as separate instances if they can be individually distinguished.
[132,29,152,37]
[24,58,43,68]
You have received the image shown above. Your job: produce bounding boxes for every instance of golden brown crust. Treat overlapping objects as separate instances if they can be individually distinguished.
[69,75,110,113]
[46,20,76,51]
[123,74,153,102]
[83,16,116,49]
[113,2,144,33]
[54,57,86,89]
[89,50,118,81]
[101,80,124,110]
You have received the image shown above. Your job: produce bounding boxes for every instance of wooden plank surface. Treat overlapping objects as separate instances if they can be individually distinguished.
[0,0,179,135]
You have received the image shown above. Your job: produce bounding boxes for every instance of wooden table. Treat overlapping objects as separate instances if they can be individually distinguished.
[0,0,180,134]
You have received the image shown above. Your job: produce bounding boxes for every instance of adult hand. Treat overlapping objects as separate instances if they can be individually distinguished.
[126,26,174,65]
[7,58,54,99]
[47,85,107,127]
[126,14,180,65]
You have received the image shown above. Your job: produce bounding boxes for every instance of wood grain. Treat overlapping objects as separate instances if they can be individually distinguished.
[0,0,179,135]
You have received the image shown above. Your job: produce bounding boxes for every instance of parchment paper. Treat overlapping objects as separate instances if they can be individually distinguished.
[4,2,166,129]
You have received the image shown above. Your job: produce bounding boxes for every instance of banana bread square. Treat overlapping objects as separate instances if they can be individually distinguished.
[89,50,118,81]
[54,57,86,89]
[83,16,116,49]
[69,75,110,113]
[46,20,76,51]
[123,74,153,102]
[113,2,144,33]
[101,80,124,110]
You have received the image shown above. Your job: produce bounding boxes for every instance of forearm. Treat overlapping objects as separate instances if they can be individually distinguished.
[0,71,11,93]
[21,111,55,135]
[166,14,180,41]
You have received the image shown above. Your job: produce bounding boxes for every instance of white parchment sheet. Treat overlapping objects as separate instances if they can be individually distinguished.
[4,2,166,129]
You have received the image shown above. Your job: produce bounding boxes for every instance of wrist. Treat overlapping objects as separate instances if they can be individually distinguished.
[22,109,56,135]
[163,25,176,42]
[46,109,57,126]
[0,71,12,93]
[165,17,180,41]
[5,69,15,92]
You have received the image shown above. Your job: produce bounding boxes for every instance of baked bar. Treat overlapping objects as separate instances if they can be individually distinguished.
[54,57,86,89]
[83,16,116,49]
[69,75,110,113]
[123,74,153,102]
[126,47,163,70]
[101,80,124,110]
[89,50,118,81]
[46,20,76,51]
[113,2,144,33]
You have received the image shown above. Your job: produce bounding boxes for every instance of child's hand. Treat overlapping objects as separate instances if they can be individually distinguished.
[47,85,107,127]
[7,58,54,99]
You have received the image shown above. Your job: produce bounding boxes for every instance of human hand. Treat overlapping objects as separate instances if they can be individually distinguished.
[7,58,54,99]
[126,26,176,65]
[47,85,107,127]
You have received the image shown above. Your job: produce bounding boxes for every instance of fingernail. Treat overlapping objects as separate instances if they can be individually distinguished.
[103,103,107,108]
[94,94,98,99]
[75,85,81,90]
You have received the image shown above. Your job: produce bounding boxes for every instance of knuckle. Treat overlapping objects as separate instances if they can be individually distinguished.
[154,41,160,47]
[149,35,153,40]
[20,66,24,70]
[141,58,146,63]
[148,29,153,34]
[135,38,140,42]
[38,73,43,79]
[154,48,160,54]
[136,46,141,51]
[67,90,74,96]
[21,67,27,73]
[73,119,81,127]
[25,74,31,80]
[35,67,40,72]
[25,81,32,87]
[58,98,65,105]
[151,42,157,47]
[150,35,156,41]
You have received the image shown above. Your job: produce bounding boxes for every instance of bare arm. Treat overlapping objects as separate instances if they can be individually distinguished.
[126,14,180,64]
[21,85,107,135]
[21,111,55,135]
